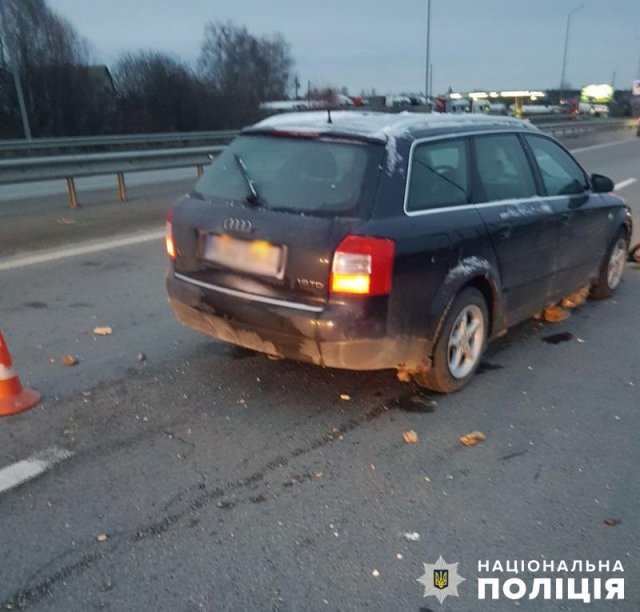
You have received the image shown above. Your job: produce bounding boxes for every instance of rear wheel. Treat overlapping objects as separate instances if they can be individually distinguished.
[415,287,488,393]
[591,231,628,299]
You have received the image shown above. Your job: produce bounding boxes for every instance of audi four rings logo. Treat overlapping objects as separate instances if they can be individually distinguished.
[223,218,252,233]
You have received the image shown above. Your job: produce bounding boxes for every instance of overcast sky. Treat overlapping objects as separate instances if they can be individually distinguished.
[48,0,640,95]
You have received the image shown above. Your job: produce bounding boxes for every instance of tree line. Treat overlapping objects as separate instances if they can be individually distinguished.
[0,0,294,138]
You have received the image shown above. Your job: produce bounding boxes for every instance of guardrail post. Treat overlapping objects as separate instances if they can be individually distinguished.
[117,172,127,202]
[197,164,204,177]
[66,177,79,209]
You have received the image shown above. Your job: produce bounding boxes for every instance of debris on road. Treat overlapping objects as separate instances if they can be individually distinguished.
[459,431,487,447]
[542,332,573,345]
[137,352,146,362]
[402,430,419,444]
[393,393,437,413]
[371,569,380,578]
[312,470,324,479]
[61,355,79,366]
[97,533,108,542]
[402,532,421,541]
[542,304,570,323]
[93,326,113,336]
[339,394,351,401]
[56,216,76,225]
[604,518,621,527]
[561,286,589,309]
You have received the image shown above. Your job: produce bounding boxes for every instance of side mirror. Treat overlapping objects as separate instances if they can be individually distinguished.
[591,174,615,194]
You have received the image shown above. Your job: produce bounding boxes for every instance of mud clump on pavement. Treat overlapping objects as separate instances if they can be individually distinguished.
[402,430,419,444]
[459,431,487,447]
[542,304,571,323]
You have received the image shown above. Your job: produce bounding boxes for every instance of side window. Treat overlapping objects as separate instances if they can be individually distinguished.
[474,134,537,202]
[406,139,469,211]
[525,136,587,196]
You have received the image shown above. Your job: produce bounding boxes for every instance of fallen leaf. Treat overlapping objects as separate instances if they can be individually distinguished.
[93,326,113,336]
[312,470,324,479]
[61,355,79,366]
[604,518,621,527]
[542,304,570,323]
[460,431,487,447]
[403,430,419,444]
[97,533,108,542]
[340,394,351,401]
[561,286,589,309]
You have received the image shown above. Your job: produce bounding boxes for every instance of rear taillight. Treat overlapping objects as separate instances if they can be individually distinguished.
[165,210,176,260]
[330,235,395,296]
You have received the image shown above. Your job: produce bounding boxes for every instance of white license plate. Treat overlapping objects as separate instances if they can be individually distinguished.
[203,234,284,278]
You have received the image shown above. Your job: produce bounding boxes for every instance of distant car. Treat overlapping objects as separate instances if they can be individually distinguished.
[590,103,609,117]
[166,112,631,392]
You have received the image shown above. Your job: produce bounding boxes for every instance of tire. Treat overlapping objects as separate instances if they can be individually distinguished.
[415,287,489,394]
[591,230,629,300]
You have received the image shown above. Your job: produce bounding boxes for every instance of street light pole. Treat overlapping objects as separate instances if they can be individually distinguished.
[425,0,431,105]
[0,1,32,140]
[11,65,31,140]
[559,3,584,105]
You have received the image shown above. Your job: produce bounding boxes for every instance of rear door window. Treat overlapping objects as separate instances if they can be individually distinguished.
[525,135,587,196]
[473,134,537,202]
[406,139,469,212]
[195,135,383,217]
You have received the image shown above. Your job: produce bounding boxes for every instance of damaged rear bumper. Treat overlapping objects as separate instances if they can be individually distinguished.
[166,271,429,372]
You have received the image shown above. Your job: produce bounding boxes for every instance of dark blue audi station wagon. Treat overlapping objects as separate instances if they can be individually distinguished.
[166,112,632,392]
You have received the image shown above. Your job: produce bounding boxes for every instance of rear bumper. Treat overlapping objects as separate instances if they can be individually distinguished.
[166,270,429,371]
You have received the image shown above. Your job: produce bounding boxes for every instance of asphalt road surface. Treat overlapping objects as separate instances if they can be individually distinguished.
[0,129,638,611]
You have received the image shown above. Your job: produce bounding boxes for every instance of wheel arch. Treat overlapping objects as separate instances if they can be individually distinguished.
[427,256,504,353]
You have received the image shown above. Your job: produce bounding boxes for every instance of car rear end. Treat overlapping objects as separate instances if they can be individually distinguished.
[166,129,410,370]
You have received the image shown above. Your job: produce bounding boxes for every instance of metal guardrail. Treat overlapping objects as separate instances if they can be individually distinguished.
[0,130,238,156]
[539,118,635,137]
[0,118,635,209]
[0,146,224,208]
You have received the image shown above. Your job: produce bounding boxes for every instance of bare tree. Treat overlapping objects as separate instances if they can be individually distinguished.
[114,51,208,132]
[198,22,294,127]
[0,0,109,137]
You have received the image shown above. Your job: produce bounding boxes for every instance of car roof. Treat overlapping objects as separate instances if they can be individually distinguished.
[243,110,540,143]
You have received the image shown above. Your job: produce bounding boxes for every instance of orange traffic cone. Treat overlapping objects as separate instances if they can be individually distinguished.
[0,331,41,417]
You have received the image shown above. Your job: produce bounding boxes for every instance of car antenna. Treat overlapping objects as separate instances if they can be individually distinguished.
[327,108,333,124]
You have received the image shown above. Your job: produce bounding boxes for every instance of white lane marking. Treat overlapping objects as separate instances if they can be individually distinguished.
[614,178,637,191]
[0,447,73,495]
[570,138,637,154]
[0,228,164,272]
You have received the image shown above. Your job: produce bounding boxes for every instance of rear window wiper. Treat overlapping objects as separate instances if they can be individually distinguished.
[233,153,262,206]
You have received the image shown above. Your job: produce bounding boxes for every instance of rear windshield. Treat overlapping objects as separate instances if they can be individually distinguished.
[194,135,383,217]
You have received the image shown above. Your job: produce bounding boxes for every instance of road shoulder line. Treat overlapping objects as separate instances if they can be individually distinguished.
[0,447,73,495]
